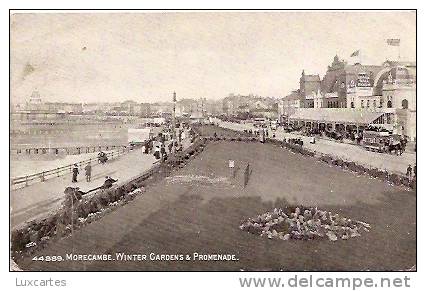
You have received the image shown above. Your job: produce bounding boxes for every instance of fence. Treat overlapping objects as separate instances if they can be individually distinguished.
[10,143,145,189]
[10,144,128,156]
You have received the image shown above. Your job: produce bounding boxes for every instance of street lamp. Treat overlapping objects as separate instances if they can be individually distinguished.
[172,92,177,152]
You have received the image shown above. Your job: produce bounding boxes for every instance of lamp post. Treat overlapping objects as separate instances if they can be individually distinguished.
[172,91,177,152]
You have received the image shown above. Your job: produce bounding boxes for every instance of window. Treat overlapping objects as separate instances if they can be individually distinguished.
[387,100,392,108]
[361,100,364,108]
[386,113,392,124]
[351,102,355,108]
[367,100,370,108]
[373,100,376,108]
[402,99,408,109]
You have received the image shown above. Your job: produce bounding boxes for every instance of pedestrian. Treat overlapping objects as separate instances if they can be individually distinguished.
[401,137,407,153]
[397,143,402,156]
[160,144,166,160]
[84,162,92,182]
[148,140,153,153]
[406,164,412,178]
[154,145,161,159]
[72,163,79,183]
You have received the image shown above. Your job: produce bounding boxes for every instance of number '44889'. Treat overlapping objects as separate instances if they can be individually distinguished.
[32,255,63,262]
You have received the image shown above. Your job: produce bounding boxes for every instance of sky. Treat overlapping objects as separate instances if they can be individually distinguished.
[10,11,416,103]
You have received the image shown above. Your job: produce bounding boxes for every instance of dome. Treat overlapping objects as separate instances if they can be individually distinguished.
[373,66,415,95]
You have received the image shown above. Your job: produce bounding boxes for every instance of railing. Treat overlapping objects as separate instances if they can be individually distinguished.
[10,144,128,156]
[10,144,144,189]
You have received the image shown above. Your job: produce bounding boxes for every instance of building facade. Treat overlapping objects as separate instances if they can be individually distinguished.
[279,57,416,140]
[300,70,321,108]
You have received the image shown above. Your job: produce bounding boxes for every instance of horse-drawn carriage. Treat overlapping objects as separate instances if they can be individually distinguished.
[362,130,400,153]
[324,130,344,141]
[98,151,108,164]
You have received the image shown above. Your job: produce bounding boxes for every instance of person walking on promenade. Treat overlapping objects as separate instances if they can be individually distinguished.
[154,145,161,159]
[168,141,173,153]
[406,164,413,179]
[72,163,79,183]
[84,162,92,182]
[160,144,166,161]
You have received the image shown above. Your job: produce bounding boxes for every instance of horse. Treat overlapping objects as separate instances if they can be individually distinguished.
[388,142,402,155]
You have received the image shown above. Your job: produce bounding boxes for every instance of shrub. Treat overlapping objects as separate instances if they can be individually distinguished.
[400,176,411,187]
[11,230,30,252]
[389,173,401,185]
[410,179,416,189]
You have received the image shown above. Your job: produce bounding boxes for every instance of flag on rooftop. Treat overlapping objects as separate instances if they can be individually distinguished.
[350,50,360,57]
[387,39,400,46]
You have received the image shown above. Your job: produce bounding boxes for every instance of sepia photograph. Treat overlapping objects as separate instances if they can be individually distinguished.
[9,10,416,272]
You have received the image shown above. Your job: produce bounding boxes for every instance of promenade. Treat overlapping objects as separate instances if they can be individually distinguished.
[218,121,416,175]
[11,136,193,229]
[10,148,157,228]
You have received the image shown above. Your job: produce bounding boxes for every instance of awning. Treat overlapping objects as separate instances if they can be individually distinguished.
[289,109,385,125]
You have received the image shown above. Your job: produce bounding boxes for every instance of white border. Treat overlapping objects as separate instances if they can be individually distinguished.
[2,1,424,290]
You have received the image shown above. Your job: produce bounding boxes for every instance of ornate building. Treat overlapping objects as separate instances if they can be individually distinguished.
[280,56,416,140]
[321,55,383,109]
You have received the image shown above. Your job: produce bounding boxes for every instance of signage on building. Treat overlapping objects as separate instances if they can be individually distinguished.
[325,93,338,99]
[357,72,372,87]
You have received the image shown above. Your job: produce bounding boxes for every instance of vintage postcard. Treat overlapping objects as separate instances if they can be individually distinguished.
[10,10,416,272]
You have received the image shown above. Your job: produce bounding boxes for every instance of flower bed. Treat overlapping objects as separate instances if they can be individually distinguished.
[318,153,415,189]
[279,141,316,157]
[240,206,371,241]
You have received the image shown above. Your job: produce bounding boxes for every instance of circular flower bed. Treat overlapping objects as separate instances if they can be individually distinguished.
[240,206,371,241]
